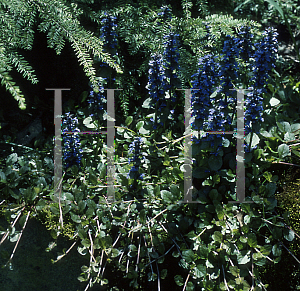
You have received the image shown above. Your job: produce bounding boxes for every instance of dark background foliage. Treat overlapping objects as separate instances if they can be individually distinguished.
[0,0,300,290]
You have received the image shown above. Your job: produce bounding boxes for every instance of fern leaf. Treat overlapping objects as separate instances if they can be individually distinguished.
[0,71,26,109]
[8,51,38,84]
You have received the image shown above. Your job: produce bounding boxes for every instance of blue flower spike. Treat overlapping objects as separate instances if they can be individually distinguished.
[62,112,83,169]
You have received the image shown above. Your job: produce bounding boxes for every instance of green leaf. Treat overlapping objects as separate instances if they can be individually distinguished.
[174,275,184,286]
[273,227,282,240]
[239,236,247,243]
[270,97,280,106]
[186,230,196,240]
[195,264,206,278]
[70,212,81,223]
[208,155,222,171]
[198,245,209,259]
[136,121,144,131]
[229,266,239,277]
[9,232,21,242]
[186,282,194,291]
[260,245,272,256]
[19,216,27,230]
[142,97,151,109]
[0,171,6,183]
[83,116,96,129]
[125,116,133,126]
[22,187,37,203]
[62,192,74,202]
[192,167,210,179]
[253,253,266,266]
[260,130,272,138]
[78,201,86,213]
[291,123,300,134]
[182,249,194,263]
[212,231,222,243]
[170,184,180,200]
[234,0,252,12]
[247,233,257,248]
[205,258,214,268]
[277,121,291,133]
[77,228,87,240]
[278,144,290,158]
[243,215,250,225]
[110,248,120,258]
[6,153,18,165]
[222,138,230,147]
[245,132,260,148]
[80,91,88,103]
[81,239,90,247]
[50,204,60,215]
[215,204,225,220]
[284,132,295,142]
[86,199,96,210]
[283,228,294,241]
[161,269,167,279]
[237,250,251,265]
[97,163,106,179]
[139,126,150,135]
[161,190,174,204]
[78,245,88,256]
[264,0,285,18]
[265,182,276,197]
[209,189,221,201]
[272,244,282,256]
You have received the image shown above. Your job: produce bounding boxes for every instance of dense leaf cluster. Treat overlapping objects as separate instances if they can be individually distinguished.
[0,1,300,291]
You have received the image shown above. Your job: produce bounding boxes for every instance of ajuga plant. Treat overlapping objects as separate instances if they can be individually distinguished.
[86,13,118,132]
[2,3,297,290]
[127,137,146,199]
[162,32,181,128]
[0,0,121,109]
[157,5,172,23]
[100,13,118,51]
[245,27,278,151]
[146,32,181,133]
[127,137,145,180]
[185,26,292,290]
[98,12,119,86]
[146,53,168,131]
[87,83,107,121]
[62,112,83,170]
[191,54,220,152]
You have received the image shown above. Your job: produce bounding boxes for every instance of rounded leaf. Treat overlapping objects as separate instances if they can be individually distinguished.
[208,155,222,171]
[174,275,184,286]
[278,144,290,158]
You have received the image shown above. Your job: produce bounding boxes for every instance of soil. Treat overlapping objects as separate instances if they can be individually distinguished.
[0,217,96,291]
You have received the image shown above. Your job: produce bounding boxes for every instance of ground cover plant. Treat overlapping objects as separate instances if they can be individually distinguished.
[0,1,300,290]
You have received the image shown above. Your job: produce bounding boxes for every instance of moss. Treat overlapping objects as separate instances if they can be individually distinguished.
[259,168,300,290]
[36,206,76,240]
[276,171,300,245]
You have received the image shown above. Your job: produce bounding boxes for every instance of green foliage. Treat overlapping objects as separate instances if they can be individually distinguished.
[0,0,121,109]
[0,1,300,290]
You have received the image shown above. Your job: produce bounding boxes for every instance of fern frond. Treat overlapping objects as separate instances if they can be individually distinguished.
[0,0,125,109]
[8,51,38,84]
[70,37,97,86]
[0,71,26,110]
[35,0,122,78]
